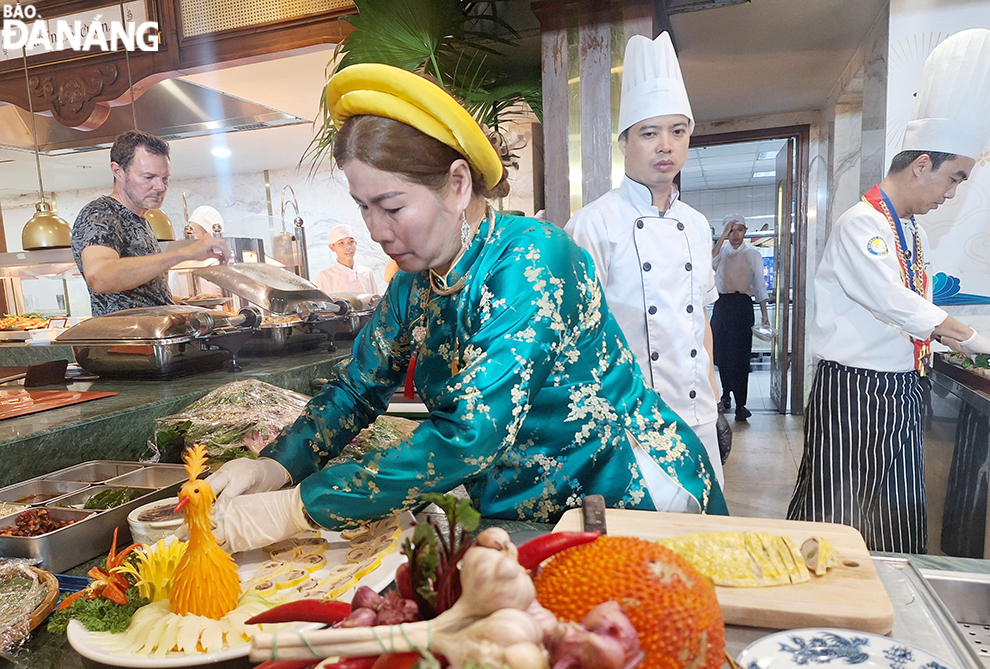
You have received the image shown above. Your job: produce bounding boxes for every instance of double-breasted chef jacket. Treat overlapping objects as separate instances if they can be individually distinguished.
[566,176,721,483]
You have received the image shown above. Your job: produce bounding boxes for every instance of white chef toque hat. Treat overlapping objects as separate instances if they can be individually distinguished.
[902,28,990,160]
[328,224,356,245]
[618,32,694,137]
[188,205,224,232]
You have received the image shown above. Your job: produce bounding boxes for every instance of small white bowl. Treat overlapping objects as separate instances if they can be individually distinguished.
[127,497,185,545]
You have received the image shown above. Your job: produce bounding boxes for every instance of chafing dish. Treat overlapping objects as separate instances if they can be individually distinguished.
[193,264,380,355]
[54,305,261,379]
[0,461,193,572]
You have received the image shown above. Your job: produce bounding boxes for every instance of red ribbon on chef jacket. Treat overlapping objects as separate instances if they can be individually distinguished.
[862,185,931,376]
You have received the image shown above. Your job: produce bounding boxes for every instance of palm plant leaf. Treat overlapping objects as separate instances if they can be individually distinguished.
[305,0,542,170]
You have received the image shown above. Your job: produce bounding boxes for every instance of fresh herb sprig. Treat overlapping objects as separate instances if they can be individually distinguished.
[47,585,149,634]
[401,493,480,619]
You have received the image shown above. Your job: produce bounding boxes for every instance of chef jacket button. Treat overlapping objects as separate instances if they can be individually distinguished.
[648,306,657,315]
[685,262,692,271]
[689,390,697,399]
[637,220,644,229]
[686,304,694,313]
[651,351,659,361]
[643,262,652,271]
[690,349,698,357]
[677,222,685,231]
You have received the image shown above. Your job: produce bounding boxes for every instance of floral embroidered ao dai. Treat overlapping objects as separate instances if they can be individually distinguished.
[262,213,727,528]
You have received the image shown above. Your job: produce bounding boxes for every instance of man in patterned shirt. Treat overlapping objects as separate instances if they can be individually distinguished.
[71,131,230,316]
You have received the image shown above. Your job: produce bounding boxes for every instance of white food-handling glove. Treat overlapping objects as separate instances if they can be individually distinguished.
[956,330,990,357]
[206,457,290,514]
[214,486,314,554]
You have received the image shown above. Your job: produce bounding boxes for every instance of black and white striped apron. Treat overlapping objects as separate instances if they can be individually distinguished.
[787,359,928,553]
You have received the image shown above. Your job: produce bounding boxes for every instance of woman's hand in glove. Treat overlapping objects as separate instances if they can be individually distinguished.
[214,486,315,554]
[206,457,291,513]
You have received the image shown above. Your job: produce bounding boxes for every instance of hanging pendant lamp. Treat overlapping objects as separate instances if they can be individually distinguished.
[145,208,176,241]
[19,50,71,251]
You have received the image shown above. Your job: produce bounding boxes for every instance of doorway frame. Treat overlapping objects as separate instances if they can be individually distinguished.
[689,124,811,416]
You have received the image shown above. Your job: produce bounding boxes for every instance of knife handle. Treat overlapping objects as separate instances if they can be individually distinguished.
[582,494,608,535]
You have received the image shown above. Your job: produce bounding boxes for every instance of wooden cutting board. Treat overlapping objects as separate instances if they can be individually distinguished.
[554,508,894,634]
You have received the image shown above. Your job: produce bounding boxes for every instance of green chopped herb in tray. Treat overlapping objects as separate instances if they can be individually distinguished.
[47,585,148,634]
[84,488,144,510]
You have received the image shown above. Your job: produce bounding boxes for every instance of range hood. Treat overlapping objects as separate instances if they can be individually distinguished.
[0,78,308,155]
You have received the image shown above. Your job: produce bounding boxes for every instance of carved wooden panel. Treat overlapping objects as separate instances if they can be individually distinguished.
[0,0,356,129]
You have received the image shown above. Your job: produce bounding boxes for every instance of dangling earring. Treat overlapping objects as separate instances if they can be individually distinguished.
[460,210,471,251]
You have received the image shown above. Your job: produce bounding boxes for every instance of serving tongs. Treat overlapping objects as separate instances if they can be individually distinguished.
[186,307,263,373]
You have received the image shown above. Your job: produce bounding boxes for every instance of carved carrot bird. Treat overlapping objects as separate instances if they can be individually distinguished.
[169,444,241,619]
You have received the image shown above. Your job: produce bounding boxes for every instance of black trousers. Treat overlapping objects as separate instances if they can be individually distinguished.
[711,293,755,407]
[787,360,928,553]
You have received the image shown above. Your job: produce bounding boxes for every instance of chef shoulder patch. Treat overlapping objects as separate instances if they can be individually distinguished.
[867,236,889,256]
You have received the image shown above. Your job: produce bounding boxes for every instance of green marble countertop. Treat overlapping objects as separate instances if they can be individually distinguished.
[0,347,347,488]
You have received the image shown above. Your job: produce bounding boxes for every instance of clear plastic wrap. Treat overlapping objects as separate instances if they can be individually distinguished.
[148,379,311,464]
[0,561,51,652]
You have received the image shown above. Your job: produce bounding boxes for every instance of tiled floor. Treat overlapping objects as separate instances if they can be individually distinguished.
[720,368,805,519]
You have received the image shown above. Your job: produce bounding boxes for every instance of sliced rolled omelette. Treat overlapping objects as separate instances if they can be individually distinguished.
[657,532,838,587]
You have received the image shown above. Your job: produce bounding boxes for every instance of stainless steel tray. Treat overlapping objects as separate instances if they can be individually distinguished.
[0,480,89,505]
[0,461,191,572]
[44,461,144,483]
[241,323,327,356]
[193,263,334,315]
[69,339,230,379]
[54,305,212,342]
[726,557,983,669]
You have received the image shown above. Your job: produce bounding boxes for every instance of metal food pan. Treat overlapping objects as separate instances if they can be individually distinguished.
[69,339,231,380]
[241,324,326,356]
[0,508,96,572]
[42,461,144,483]
[0,462,191,571]
[106,464,188,488]
[45,485,157,511]
[0,479,89,506]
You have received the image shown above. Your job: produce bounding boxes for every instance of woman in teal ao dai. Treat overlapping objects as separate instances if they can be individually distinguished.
[264,205,726,527]
[204,65,725,551]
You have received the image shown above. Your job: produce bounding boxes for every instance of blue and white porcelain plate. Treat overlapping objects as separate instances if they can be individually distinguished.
[737,628,959,669]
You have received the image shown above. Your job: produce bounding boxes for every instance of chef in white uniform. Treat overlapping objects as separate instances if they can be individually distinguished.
[788,29,990,553]
[566,32,723,486]
[314,224,381,296]
[169,205,224,299]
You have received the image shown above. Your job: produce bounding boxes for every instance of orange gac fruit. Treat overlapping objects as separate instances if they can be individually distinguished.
[533,535,724,669]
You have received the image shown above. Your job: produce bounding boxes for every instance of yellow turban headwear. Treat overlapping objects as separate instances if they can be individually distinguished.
[324,63,505,191]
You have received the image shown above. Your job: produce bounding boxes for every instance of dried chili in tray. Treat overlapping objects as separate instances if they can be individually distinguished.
[0,509,75,537]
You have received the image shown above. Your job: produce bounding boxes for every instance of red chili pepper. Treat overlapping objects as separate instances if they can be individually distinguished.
[101,581,128,606]
[371,653,422,669]
[246,599,353,625]
[56,589,87,612]
[326,658,379,669]
[517,531,601,570]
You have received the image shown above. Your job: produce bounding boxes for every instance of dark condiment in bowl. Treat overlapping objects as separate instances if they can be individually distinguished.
[137,503,181,523]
